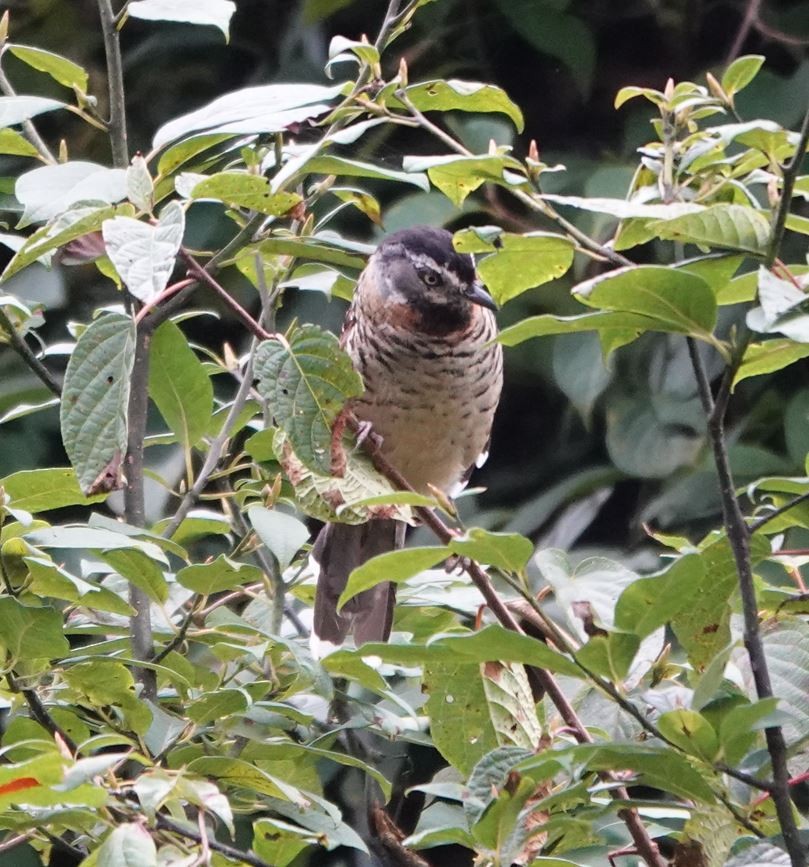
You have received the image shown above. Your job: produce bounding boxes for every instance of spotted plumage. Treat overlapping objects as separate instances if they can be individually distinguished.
[312,226,503,650]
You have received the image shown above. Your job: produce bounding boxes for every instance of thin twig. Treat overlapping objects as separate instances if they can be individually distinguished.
[160,347,257,540]
[6,672,78,754]
[0,832,34,854]
[152,595,202,664]
[725,0,763,64]
[0,307,62,395]
[687,338,804,867]
[155,814,274,867]
[395,89,633,268]
[749,490,809,535]
[97,0,128,168]
[767,102,809,269]
[0,63,56,163]
[350,418,665,867]
[180,250,272,341]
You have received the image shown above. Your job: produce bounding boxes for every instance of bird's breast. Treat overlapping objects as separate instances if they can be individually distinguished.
[346,307,503,493]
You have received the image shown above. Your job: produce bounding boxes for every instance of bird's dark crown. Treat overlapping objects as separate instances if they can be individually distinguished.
[378,226,475,286]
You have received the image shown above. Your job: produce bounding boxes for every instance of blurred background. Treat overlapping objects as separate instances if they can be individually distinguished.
[2,0,809,558]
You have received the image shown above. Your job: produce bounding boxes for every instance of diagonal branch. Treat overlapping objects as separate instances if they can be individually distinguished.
[0,63,56,163]
[0,307,62,395]
[349,417,665,867]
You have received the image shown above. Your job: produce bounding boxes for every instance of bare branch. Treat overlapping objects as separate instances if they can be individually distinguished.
[96,0,129,168]
[0,307,62,395]
[687,337,805,867]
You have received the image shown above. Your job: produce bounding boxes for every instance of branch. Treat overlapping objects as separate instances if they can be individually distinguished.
[687,339,805,867]
[155,814,274,867]
[0,307,62,395]
[749,490,809,535]
[160,346,257,540]
[6,672,78,754]
[394,90,633,268]
[179,250,271,341]
[725,0,763,64]
[97,0,128,168]
[351,418,665,867]
[767,102,809,268]
[123,325,157,700]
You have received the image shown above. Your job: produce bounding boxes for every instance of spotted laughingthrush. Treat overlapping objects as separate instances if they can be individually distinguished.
[311,226,503,651]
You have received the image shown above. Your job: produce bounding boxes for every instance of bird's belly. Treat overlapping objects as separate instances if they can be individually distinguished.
[351,345,500,494]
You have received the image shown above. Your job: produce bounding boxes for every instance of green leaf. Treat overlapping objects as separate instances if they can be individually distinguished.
[125,155,153,213]
[254,326,363,474]
[498,310,658,346]
[60,312,136,494]
[657,709,719,761]
[447,528,532,573]
[614,85,665,109]
[248,506,310,570]
[2,203,135,283]
[187,756,306,804]
[734,340,809,387]
[102,201,185,303]
[16,161,127,227]
[393,79,524,132]
[246,235,367,271]
[148,320,213,446]
[153,83,345,149]
[542,194,704,221]
[652,204,771,255]
[304,155,429,191]
[8,45,88,93]
[95,823,157,867]
[0,128,41,158]
[425,661,498,773]
[718,698,778,765]
[99,547,169,604]
[0,95,64,128]
[274,430,416,524]
[574,265,717,342]
[126,0,236,40]
[481,660,541,748]
[616,554,706,638]
[0,468,108,512]
[325,35,380,76]
[25,556,133,615]
[325,625,582,678]
[337,547,447,611]
[454,229,574,303]
[0,597,69,660]
[403,154,525,206]
[189,171,301,215]
[721,55,765,98]
[176,555,262,595]
[188,688,249,723]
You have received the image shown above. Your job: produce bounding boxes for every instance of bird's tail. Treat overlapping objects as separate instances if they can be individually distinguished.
[311,519,404,651]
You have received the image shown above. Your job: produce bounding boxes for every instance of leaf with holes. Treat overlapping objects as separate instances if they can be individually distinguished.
[102,201,185,303]
[391,79,524,131]
[254,326,363,474]
[60,312,135,494]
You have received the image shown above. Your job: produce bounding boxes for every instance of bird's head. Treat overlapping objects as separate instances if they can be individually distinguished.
[373,227,497,327]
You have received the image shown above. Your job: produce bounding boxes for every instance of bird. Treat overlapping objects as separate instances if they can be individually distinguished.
[311,225,503,652]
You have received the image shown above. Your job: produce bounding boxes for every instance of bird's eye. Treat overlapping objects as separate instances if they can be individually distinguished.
[422,270,440,286]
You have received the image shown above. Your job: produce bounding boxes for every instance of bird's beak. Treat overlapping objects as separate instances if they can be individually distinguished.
[464,279,498,311]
